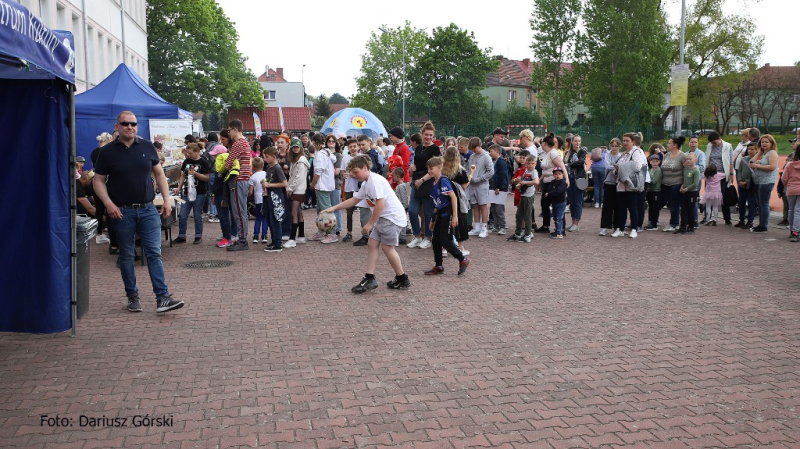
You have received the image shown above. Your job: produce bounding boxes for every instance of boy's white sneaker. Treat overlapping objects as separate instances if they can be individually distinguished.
[629,229,638,238]
[461,248,470,256]
[599,228,607,236]
[418,239,432,249]
[407,237,422,248]
[611,229,624,238]
[523,234,533,243]
[296,237,307,244]
[568,224,579,232]
[468,228,481,236]
[662,226,676,232]
[284,239,297,248]
[478,229,488,238]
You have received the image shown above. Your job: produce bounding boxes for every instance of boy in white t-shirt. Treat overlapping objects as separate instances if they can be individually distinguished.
[248,157,268,243]
[323,155,410,293]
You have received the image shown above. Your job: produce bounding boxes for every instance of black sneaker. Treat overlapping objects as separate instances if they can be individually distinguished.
[386,276,412,290]
[109,246,119,255]
[342,233,353,242]
[399,237,407,245]
[534,226,550,234]
[127,294,142,313]
[458,258,470,276]
[353,236,369,246]
[549,232,558,238]
[674,228,687,234]
[226,241,249,251]
[173,236,187,244]
[193,237,202,244]
[264,245,283,252]
[734,221,745,228]
[507,234,521,241]
[352,277,378,294]
[751,226,767,233]
[155,295,184,313]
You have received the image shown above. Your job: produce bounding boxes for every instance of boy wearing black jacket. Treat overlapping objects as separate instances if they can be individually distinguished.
[547,167,568,239]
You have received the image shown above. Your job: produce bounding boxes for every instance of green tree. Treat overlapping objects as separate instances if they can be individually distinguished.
[408,23,500,126]
[352,21,428,126]
[146,0,265,115]
[659,0,763,126]
[329,93,349,104]
[529,0,581,130]
[578,0,671,128]
[496,102,544,128]
[315,94,332,118]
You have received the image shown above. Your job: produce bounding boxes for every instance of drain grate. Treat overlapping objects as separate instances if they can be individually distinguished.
[183,260,235,269]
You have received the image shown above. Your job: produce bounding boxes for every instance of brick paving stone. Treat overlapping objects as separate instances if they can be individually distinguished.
[2,207,800,448]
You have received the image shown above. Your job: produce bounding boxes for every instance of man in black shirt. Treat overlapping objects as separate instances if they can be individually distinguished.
[93,111,185,314]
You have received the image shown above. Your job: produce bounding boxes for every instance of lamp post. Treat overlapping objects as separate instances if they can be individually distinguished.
[380,27,406,133]
[676,0,686,135]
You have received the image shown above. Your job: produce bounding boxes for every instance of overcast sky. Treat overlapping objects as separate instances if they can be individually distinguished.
[215,0,796,99]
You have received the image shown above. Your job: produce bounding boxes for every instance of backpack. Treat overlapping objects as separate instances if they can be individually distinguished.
[628,149,648,192]
[368,150,383,174]
[451,178,469,214]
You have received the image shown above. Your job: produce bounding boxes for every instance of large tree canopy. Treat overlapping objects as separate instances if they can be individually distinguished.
[529,0,581,128]
[578,0,671,127]
[351,21,427,127]
[407,23,499,126]
[147,0,265,114]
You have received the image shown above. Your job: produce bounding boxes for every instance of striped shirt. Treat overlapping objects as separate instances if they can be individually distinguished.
[226,138,252,180]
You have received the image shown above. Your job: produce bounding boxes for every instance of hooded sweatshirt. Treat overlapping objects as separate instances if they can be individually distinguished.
[781,159,800,197]
[287,156,310,196]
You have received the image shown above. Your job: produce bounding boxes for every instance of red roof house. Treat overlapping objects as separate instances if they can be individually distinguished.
[227,107,313,134]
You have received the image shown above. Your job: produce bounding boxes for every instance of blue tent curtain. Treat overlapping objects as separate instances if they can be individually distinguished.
[0,79,71,333]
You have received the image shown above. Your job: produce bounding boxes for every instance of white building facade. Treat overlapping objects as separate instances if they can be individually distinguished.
[15,0,148,93]
[258,65,305,108]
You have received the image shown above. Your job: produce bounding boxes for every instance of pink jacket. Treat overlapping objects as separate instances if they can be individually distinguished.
[782,160,800,197]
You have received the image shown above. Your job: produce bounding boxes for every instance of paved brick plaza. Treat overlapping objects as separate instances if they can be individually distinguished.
[2,206,799,448]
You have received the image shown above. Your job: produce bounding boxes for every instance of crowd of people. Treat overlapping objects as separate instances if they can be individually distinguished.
[83,116,800,302]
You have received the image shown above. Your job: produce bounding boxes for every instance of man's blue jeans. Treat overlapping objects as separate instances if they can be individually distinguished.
[409,183,434,237]
[112,204,169,300]
[178,194,205,238]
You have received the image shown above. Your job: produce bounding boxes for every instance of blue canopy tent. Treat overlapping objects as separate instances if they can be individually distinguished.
[75,63,192,169]
[320,107,388,141]
[0,2,77,334]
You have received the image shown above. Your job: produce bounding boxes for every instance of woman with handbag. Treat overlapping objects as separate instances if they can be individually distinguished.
[565,135,588,232]
[406,121,442,249]
[750,135,780,233]
[611,133,647,238]
[599,138,622,236]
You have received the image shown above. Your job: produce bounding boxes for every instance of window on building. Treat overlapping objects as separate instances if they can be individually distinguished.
[508,90,517,102]
[56,3,67,30]
[527,91,531,101]
[264,90,276,101]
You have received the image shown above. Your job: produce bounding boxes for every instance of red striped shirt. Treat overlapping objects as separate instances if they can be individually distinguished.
[226,138,252,180]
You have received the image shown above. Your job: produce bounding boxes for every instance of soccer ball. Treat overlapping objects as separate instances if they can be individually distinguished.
[316,212,337,232]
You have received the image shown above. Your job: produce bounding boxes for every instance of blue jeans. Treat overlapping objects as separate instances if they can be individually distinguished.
[665,184,682,227]
[591,167,606,204]
[408,183,434,237]
[330,189,342,233]
[253,202,267,238]
[567,175,583,221]
[738,185,756,223]
[178,194,205,238]
[112,204,169,300]
[552,201,566,235]
[755,183,774,228]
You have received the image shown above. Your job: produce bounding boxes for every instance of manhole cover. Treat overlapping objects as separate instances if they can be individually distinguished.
[183,260,235,269]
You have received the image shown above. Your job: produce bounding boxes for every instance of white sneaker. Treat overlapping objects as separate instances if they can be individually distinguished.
[418,239,432,249]
[568,224,579,232]
[497,228,507,235]
[478,229,488,238]
[407,237,422,248]
[96,234,110,244]
[296,237,307,244]
[524,234,533,243]
[461,249,470,256]
[261,237,269,244]
[252,237,259,244]
[611,229,624,238]
[442,249,448,257]
[594,203,600,208]
[284,239,297,248]
[662,226,676,232]
[599,228,607,236]
[468,228,481,236]
[309,231,324,241]
[629,229,638,238]
[231,236,239,242]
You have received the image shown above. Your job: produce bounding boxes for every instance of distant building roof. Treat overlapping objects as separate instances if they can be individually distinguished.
[228,107,312,133]
[486,55,575,88]
[257,67,287,83]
